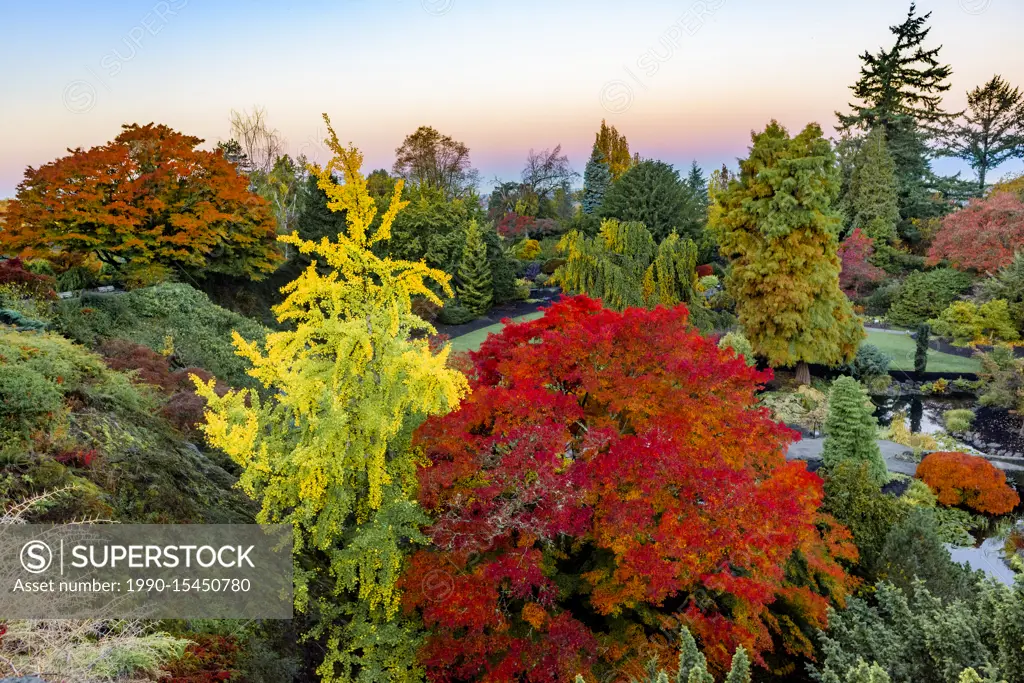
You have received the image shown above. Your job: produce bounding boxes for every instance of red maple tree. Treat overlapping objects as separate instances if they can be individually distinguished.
[838,228,885,298]
[1,123,282,281]
[401,296,856,681]
[918,451,1020,515]
[927,192,1024,273]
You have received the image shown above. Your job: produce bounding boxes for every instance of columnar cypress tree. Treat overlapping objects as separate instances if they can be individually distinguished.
[822,376,888,486]
[709,120,863,384]
[457,219,493,315]
[848,127,900,244]
[582,144,611,214]
[914,322,930,373]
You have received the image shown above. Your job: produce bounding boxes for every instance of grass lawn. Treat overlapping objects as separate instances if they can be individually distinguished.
[864,328,981,374]
[448,311,545,353]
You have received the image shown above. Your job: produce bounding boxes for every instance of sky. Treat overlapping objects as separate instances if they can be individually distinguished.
[1,0,1023,198]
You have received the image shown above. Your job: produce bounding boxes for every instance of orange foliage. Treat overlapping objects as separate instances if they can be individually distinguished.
[917,451,1020,515]
[1,123,282,280]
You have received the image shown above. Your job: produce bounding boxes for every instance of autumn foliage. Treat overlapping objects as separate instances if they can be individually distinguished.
[401,296,856,681]
[927,192,1024,273]
[838,229,885,298]
[1,123,282,281]
[917,451,1020,515]
[0,257,56,299]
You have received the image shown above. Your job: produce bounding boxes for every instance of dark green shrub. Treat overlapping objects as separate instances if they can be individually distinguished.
[865,280,901,316]
[438,301,475,325]
[888,268,973,327]
[823,461,906,580]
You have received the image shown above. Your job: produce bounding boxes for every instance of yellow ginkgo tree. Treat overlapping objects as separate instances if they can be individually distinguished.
[195,114,469,682]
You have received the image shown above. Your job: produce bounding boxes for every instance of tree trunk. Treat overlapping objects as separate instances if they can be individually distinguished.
[795,361,811,386]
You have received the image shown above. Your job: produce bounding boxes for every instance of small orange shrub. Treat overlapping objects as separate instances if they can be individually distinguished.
[917,451,1020,515]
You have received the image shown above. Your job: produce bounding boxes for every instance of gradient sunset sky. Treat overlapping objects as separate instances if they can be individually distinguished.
[2,0,1022,198]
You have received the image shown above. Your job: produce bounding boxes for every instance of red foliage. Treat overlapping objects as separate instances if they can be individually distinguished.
[918,451,1020,515]
[163,634,239,683]
[96,338,220,436]
[497,212,535,239]
[53,448,98,468]
[0,257,56,299]
[697,264,715,277]
[927,192,1024,273]
[401,296,856,681]
[1,123,282,279]
[838,229,885,298]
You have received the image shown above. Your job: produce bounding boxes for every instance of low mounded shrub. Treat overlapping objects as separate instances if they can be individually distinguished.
[917,451,1020,515]
[942,409,975,433]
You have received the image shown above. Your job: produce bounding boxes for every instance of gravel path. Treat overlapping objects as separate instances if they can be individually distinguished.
[785,436,1024,474]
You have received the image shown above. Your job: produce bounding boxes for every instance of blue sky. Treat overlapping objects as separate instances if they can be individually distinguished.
[1,0,1022,197]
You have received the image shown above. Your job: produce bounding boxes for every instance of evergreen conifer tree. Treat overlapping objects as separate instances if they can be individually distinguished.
[822,376,888,485]
[686,160,710,226]
[583,144,611,214]
[837,4,956,229]
[601,160,701,242]
[709,120,863,384]
[848,128,900,244]
[723,647,751,683]
[457,219,493,316]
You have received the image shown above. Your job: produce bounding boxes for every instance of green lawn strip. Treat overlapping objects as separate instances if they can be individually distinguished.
[448,311,546,353]
[864,329,981,374]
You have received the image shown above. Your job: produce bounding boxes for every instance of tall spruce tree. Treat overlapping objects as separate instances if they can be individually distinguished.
[848,127,901,244]
[837,3,956,231]
[686,161,709,218]
[709,121,863,384]
[822,376,888,486]
[941,75,1024,194]
[457,219,493,315]
[582,143,611,214]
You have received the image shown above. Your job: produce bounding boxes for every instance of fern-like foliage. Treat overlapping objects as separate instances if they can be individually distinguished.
[195,113,469,682]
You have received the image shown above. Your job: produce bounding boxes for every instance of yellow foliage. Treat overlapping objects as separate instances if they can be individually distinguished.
[194,114,469,681]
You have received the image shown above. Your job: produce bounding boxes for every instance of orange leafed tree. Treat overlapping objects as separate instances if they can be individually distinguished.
[918,451,1020,515]
[0,123,282,281]
[927,192,1024,273]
